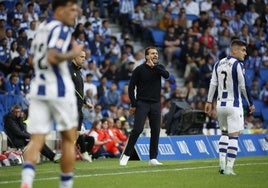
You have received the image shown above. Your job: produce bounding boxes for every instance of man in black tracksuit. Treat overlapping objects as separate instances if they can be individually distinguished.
[70,50,94,162]
[119,46,170,166]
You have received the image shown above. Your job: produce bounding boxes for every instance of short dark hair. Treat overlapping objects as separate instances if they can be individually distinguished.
[52,0,78,11]
[145,46,157,56]
[230,39,247,48]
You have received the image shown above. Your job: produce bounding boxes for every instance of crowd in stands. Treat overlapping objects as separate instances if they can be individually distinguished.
[1,0,268,160]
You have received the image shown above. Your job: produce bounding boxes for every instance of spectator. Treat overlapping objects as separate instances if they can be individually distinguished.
[120,61,135,80]
[198,26,215,50]
[120,83,131,108]
[10,45,33,77]
[87,119,120,159]
[250,78,261,100]
[3,105,60,162]
[158,11,173,31]
[259,81,268,105]
[103,82,121,108]
[163,26,181,67]
[83,103,103,123]
[97,75,108,100]
[89,32,106,65]
[99,20,112,45]
[26,20,37,39]
[4,73,21,95]
[0,37,11,75]
[229,12,245,36]
[183,0,200,17]
[0,72,7,94]
[103,63,120,82]
[199,55,214,89]
[180,79,197,103]
[84,73,98,99]
[130,4,144,40]
[105,36,121,63]
[200,0,213,12]
[9,40,19,61]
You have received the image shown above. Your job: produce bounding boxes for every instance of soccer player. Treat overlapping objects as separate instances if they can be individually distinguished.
[119,46,170,166]
[20,1,84,188]
[204,39,255,175]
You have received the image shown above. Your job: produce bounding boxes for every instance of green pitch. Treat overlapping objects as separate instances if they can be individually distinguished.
[1,156,268,188]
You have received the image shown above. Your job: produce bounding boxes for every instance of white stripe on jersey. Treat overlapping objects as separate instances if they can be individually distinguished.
[210,56,247,107]
[29,19,75,100]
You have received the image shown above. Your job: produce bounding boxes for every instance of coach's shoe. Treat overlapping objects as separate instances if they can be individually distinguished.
[149,159,163,166]
[119,154,130,166]
[81,152,92,162]
[53,153,61,163]
[224,167,236,175]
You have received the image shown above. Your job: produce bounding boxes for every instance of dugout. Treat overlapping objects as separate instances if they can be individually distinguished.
[164,100,206,135]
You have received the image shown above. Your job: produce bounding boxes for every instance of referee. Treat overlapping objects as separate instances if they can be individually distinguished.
[70,50,94,162]
[119,46,170,166]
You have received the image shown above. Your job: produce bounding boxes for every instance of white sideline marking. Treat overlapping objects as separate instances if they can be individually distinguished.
[1,162,268,185]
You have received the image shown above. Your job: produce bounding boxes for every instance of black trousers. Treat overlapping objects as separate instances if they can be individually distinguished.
[123,101,161,159]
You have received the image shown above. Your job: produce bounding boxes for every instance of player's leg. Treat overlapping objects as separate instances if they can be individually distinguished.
[21,134,46,188]
[217,107,228,174]
[21,99,51,188]
[225,108,244,175]
[59,127,77,188]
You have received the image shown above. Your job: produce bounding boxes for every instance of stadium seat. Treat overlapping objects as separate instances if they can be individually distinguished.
[253,99,264,117]
[118,80,129,91]
[186,14,198,21]
[245,68,255,86]
[83,121,92,130]
[261,107,268,129]
[92,80,100,87]
[259,68,268,82]
[151,29,166,47]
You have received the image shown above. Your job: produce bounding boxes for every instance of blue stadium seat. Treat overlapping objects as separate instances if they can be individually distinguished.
[92,80,100,87]
[253,99,264,117]
[151,29,166,47]
[261,107,268,128]
[186,14,198,21]
[83,121,92,130]
[118,80,129,91]
[245,68,255,86]
[259,68,268,82]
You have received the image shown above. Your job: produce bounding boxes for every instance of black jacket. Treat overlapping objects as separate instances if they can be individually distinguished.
[3,112,30,148]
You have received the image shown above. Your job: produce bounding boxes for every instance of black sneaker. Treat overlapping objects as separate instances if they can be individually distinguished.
[265,136,268,142]
[219,169,224,174]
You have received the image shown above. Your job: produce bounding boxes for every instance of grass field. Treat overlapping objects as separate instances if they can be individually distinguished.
[0,156,268,188]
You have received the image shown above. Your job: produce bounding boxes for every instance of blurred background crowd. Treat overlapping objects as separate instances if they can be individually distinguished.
[0,0,268,137]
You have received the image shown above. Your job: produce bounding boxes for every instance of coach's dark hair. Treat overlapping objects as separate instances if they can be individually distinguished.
[230,39,247,47]
[145,46,158,56]
[52,0,78,11]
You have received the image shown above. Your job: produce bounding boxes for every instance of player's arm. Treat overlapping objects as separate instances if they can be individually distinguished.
[47,41,84,65]
[205,63,218,114]
[237,63,255,113]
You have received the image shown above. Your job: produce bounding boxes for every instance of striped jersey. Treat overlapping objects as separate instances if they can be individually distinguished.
[29,19,75,100]
[210,56,250,107]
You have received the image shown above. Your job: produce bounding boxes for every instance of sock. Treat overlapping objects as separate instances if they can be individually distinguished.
[60,172,74,188]
[218,135,229,170]
[21,162,36,188]
[226,136,238,169]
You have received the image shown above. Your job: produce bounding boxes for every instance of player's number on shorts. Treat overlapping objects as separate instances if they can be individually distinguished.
[34,43,47,70]
[221,71,227,90]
